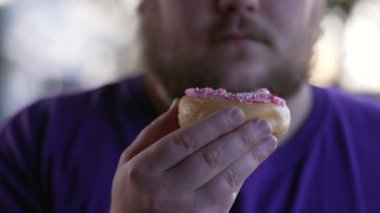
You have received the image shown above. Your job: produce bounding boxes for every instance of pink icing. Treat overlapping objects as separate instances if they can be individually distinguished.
[185,87,286,106]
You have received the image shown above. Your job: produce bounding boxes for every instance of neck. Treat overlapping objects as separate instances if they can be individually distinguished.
[144,74,173,114]
[278,83,313,145]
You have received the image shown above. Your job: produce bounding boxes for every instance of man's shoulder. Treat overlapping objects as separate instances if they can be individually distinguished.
[34,75,142,114]
[1,75,145,135]
[316,86,380,140]
[47,75,143,110]
[318,86,380,120]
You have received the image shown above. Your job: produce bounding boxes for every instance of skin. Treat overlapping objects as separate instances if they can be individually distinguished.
[111,0,323,212]
[139,0,323,98]
[111,102,277,212]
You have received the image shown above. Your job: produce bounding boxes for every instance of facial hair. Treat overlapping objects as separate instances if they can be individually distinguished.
[138,3,318,99]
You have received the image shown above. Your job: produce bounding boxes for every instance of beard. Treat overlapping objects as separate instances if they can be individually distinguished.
[138,4,316,99]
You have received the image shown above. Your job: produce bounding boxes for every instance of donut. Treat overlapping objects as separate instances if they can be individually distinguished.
[178,88,291,137]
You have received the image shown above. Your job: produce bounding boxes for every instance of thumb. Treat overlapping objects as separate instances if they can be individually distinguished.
[120,99,180,163]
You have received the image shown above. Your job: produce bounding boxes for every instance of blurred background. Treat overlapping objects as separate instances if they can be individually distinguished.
[0,0,379,123]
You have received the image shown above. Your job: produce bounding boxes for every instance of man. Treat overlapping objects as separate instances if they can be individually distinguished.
[1,0,380,212]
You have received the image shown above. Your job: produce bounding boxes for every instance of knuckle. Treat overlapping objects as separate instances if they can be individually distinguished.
[173,132,195,153]
[208,118,227,135]
[149,196,166,213]
[202,148,222,169]
[252,145,270,162]
[119,149,129,164]
[158,174,172,196]
[147,176,173,213]
[222,168,239,190]
[150,190,195,213]
[238,125,255,146]
[149,193,167,213]
[127,164,145,184]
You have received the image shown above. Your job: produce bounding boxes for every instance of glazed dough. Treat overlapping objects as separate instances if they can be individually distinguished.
[178,93,291,137]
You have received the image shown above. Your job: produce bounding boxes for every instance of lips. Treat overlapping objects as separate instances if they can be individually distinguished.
[215,31,266,47]
[209,15,273,47]
[222,34,253,42]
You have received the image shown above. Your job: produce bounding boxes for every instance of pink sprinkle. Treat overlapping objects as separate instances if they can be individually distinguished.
[185,87,286,106]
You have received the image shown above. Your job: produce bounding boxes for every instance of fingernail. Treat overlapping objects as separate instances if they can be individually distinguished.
[262,137,278,152]
[256,120,272,137]
[229,108,245,124]
[169,99,178,110]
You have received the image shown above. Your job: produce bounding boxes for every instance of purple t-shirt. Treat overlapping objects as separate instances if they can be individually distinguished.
[1,75,380,212]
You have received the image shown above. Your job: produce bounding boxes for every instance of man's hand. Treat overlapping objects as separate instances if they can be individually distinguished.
[110,100,277,213]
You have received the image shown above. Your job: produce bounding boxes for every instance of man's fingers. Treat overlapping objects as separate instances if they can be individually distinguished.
[194,135,277,206]
[146,106,246,171]
[164,120,273,191]
[119,99,180,164]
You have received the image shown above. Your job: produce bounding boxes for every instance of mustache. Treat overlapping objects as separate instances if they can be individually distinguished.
[209,14,275,47]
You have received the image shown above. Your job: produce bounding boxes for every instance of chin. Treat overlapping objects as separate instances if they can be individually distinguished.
[214,63,269,91]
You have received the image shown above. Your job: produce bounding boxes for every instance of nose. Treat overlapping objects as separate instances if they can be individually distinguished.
[217,0,260,14]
